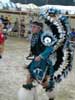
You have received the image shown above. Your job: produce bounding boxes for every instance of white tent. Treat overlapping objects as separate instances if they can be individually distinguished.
[16,3,38,11]
[0,1,75,15]
[39,5,75,14]
[16,3,75,14]
[0,1,17,10]
[27,3,38,9]
[27,3,39,13]
[0,2,3,9]
[5,2,16,10]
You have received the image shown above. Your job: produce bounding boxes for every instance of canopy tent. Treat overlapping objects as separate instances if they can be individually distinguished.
[0,2,4,9]
[0,1,17,10]
[16,3,38,11]
[0,1,75,14]
[39,5,75,14]
[16,3,75,14]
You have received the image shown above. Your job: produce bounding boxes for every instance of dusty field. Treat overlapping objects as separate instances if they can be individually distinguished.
[0,37,75,100]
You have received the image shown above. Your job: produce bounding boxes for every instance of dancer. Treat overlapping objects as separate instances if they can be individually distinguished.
[18,9,73,100]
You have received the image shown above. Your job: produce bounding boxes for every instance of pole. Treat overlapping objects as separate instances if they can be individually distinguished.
[19,10,21,38]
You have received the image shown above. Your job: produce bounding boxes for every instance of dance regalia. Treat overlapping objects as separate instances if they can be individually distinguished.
[27,14,73,89]
[28,32,55,85]
[18,9,73,100]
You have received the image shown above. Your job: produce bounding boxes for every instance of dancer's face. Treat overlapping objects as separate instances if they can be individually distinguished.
[31,24,41,34]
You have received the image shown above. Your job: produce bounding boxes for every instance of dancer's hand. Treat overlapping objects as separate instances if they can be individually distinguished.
[35,56,41,61]
[41,81,48,88]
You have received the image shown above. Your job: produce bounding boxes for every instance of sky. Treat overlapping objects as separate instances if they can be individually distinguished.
[0,0,10,3]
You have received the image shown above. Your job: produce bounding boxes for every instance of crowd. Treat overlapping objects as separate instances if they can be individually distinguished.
[0,15,25,59]
[0,15,26,38]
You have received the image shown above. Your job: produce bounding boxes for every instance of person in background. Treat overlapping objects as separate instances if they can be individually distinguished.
[0,20,5,59]
[12,18,19,32]
[0,15,4,23]
[20,18,25,37]
[6,22,13,33]
[3,16,9,39]
[70,28,75,41]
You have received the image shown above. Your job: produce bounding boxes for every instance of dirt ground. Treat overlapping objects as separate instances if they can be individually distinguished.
[0,37,75,100]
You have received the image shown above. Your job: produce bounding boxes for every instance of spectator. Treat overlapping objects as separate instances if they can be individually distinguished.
[12,18,19,32]
[3,16,9,28]
[7,22,13,33]
[3,17,9,39]
[20,18,25,37]
[0,15,4,23]
[70,28,75,41]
